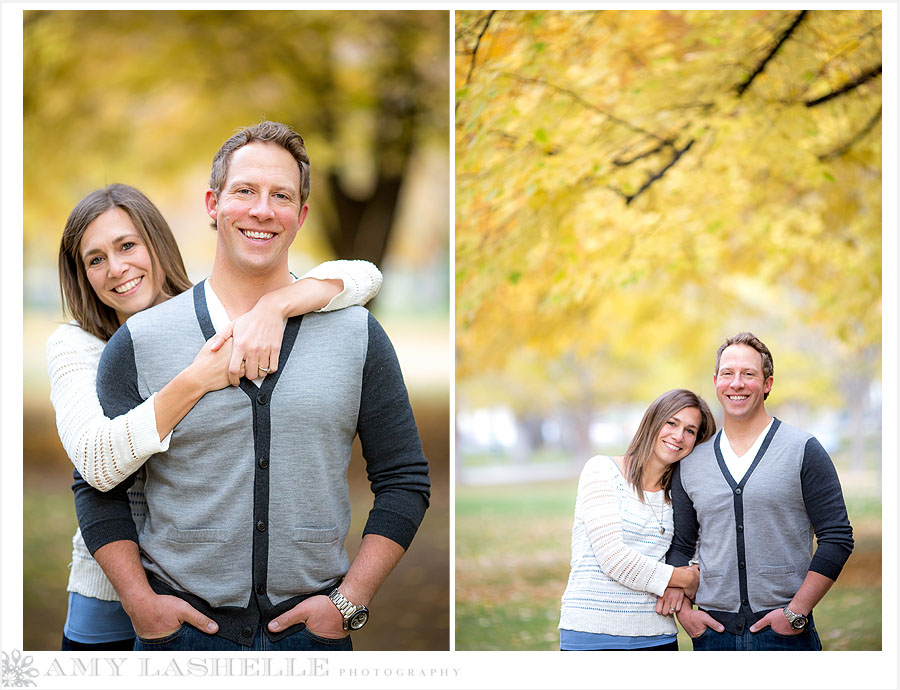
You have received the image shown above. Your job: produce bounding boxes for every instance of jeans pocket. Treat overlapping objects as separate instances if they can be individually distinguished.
[772,628,806,639]
[300,627,353,651]
[301,625,350,645]
[750,626,814,651]
[690,626,711,641]
[135,622,189,646]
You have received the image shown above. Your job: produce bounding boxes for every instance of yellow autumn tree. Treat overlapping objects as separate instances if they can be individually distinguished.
[456,10,881,416]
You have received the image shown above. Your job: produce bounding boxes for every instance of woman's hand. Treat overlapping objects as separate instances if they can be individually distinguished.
[656,586,686,616]
[208,279,345,384]
[189,335,243,392]
[209,293,285,386]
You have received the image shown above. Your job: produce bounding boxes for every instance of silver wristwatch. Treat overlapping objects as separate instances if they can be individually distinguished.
[782,605,808,630]
[328,588,369,631]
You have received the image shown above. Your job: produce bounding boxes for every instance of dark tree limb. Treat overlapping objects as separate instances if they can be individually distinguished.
[805,64,882,107]
[799,23,882,100]
[613,139,675,167]
[466,11,495,86]
[819,107,881,161]
[610,139,695,205]
[735,10,807,97]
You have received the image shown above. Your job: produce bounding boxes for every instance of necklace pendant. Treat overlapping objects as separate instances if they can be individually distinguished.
[659,527,665,535]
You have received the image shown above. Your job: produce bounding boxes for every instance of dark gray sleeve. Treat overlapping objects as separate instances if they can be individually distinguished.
[356,312,431,550]
[801,437,854,580]
[71,324,142,554]
[665,463,698,567]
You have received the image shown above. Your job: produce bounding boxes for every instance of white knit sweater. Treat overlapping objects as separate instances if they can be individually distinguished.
[558,455,678,637]
[46,260,382,601]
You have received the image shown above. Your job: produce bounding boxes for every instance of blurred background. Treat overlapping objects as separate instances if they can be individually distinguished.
[23,9,449,651]
[455,9,882,651]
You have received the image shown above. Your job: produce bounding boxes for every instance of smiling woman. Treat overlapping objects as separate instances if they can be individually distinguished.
[59,185,192,343]
[557,389,717,651]
[80,207,166,325]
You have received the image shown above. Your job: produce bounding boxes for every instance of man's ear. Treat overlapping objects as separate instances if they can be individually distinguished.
[764,376,774,395]
[205,190,219,221]
[297,203,309,229]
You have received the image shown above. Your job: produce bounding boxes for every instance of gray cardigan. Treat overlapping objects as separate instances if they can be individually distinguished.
[73,283,430,646]
[666,418,853,634]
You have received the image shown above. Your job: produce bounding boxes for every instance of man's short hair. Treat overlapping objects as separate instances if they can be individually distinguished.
[209,121,311,206]
[715,331,774,399]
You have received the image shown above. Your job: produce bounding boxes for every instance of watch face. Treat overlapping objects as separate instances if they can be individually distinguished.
[791,616,808,630]
[349,610,368,630]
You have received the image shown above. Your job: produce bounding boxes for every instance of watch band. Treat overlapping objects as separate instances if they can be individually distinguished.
[782,605,808,630]
[328,587,369,631]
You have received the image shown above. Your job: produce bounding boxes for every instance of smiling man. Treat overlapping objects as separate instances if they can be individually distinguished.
[663,332,854,651]
[72,121,431,651]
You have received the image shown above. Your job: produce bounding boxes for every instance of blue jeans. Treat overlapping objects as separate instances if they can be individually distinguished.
[692,622,822,651]
[133,623,352,652]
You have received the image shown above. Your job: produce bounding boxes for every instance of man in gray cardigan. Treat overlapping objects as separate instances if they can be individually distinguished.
[664,332,853,650]
[72,122,430,650]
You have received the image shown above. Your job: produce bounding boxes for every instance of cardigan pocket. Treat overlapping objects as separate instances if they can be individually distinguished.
[166,527,229,543]
[263,525,350,600]
[757,564,801,603]
[757,565,796,575]
[292,526,342,544]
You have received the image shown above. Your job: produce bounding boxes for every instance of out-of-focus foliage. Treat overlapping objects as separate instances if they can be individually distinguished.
[455,10,881,407]
[25,9,448,270]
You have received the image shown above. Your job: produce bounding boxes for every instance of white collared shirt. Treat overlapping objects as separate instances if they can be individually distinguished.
[720,419,774,483]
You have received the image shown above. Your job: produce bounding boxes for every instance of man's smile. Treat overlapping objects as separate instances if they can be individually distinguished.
[240,229,276,241]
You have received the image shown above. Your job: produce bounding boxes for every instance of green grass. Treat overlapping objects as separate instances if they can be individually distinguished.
[23,483,79,650]
[460,448,576,468]
[456,478,882,651]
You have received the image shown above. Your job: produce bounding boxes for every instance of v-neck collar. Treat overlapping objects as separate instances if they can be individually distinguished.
[712,418,782,489]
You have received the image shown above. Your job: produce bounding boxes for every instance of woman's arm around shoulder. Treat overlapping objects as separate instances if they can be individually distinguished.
[46,323,165,492]
[210,259,383,383]
[300,259,382,311]
[46,323,234,492]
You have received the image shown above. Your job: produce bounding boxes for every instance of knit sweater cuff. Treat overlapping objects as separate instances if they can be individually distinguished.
[647,562,676,597]
[809,546,851,581]
[363,500,428,550]
[301,260,382,311]
[81,517,139,556]
[127,392,172,463]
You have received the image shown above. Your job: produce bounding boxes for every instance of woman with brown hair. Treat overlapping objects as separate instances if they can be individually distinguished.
[47,183,382,650]
[558,388,716,650]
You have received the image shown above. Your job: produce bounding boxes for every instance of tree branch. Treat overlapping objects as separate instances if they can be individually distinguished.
[819,107,881,161]
[466,11,495,87]
[615,139,695,206]
[613,139,675,167]
[805,64,882,107]
[496,71,666,142]
[735,10,807,97]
